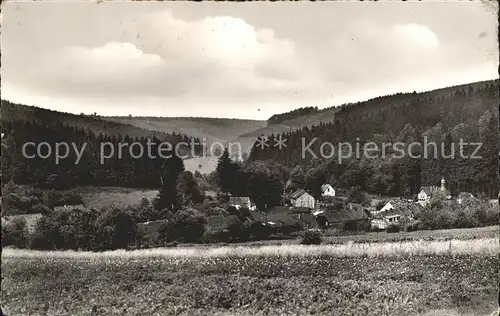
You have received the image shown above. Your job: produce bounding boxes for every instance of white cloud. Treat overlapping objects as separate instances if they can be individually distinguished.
[1,3,497,119]
[392,23,439,52]
[56,42,165,81]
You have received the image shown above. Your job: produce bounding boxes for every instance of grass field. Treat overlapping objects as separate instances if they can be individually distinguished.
[2,237,498,316]
[74,186,158,210]
[231,226,500,247]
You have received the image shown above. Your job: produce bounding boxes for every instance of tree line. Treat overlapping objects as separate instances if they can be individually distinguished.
[250,80,499,198]
[1,119,202,189]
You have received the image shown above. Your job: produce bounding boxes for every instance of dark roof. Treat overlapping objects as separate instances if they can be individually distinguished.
[315,207,369,223]
[249,211,262,222]
[291,207,312,214]
[290,189,311,200]
[266,212,299,227]
[420,186,451,196]
[321,184,333,191]
[419,187,432,195]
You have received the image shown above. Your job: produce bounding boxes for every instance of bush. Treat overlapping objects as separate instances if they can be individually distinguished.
[386,224,400,233]
[29,207,100,250]
[197,200,228,216]
[3,193,40,215]
[227,216,247,241]
[130,198,166,223]
[203,230,231,243]
[477,204,499,226]
[2,218,28,248]
[28,216,63,250]
[300,230,322,245]
[246,221,271,241]
[406,220,421,232]
[94,207,141,251]
[158,207,207,243]
[28,206,140,251]
[417,199,497,230]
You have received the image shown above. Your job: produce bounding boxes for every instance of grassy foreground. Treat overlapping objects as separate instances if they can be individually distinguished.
[2,238,499,316]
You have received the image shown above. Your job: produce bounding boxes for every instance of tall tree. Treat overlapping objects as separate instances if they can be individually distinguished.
[154,153,185,212]
[176,171,204,206]
[240,161,284,210]
[216,148,240,193]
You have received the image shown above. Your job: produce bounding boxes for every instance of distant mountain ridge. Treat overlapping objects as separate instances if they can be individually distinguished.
[249,79,499,198]
[1,100,174,140]
[102,105,346,156]
[102,116,267,147]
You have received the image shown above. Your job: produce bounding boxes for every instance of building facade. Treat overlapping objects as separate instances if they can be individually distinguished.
[290,190,315,209]
[321,184,336,197]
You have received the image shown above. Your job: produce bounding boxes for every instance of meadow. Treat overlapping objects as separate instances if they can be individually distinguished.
[232,226,500,247]
[2,237,498,316]
[75,186,158,210]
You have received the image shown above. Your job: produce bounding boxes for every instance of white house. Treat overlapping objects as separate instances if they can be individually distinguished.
[377,201,396,214]
[290,189,315,209]
[370,199,421,230]
[321,184,336,197]
[229,197,256,211]
[418,178,451,205]
[417,187,433,203]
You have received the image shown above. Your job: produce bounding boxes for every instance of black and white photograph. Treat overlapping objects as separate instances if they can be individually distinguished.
[1,1,499,315]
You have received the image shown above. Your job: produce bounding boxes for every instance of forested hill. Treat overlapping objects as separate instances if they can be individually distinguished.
[267,106,320,125]
[102,116,267,147]
[1,100,182,140]
[1,101,203,189]
[249,79,499,198]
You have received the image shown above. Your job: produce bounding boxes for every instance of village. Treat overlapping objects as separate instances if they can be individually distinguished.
[197,177,491,239]
[2,165,497,247]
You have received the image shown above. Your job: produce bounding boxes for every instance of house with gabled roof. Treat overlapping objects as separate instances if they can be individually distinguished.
[321,184,336,197]
[418,178,451,206]
[313,204,370,229]
[371,199,422,230]
[289,189,315,209]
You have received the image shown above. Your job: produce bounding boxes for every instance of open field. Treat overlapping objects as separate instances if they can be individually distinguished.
[74,186,158,209]
[2,238,498,316]
[230,226,500,247]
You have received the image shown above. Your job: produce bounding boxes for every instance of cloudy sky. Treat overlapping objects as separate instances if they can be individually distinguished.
[1,1,498,120]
